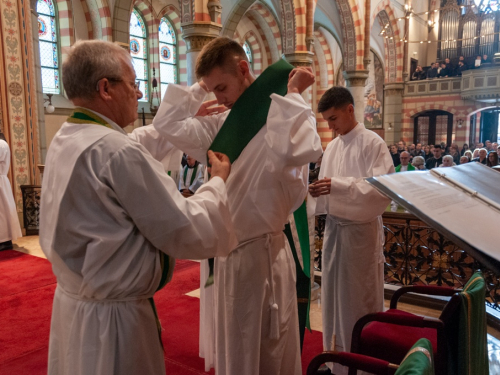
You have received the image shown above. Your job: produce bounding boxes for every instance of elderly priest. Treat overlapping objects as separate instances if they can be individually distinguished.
[39,40,236,375]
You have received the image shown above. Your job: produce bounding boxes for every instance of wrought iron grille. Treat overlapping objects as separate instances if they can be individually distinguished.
[21,185,41,236]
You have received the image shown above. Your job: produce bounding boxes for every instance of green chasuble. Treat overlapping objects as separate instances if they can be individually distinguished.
[206,59,312,349]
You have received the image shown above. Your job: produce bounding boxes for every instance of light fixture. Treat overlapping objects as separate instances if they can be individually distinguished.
[44,94,55,114]
[388,122,393,130]
[457,119,463,128]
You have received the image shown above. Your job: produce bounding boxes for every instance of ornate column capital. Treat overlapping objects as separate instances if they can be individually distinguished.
[283,51,315,67]
[384,82,405,96]
[343,70,369,87]
[181,22,222,53]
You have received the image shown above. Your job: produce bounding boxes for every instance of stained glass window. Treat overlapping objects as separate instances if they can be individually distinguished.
[243,41,253,67]
[130,9,148,102]
[37,0,59,94]
[159,17,177,99]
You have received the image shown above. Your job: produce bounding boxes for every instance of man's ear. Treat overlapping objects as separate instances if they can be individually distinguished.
[237,59,250,78]
[96,79,113,101]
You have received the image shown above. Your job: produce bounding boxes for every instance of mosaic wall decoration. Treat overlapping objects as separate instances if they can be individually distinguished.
[130,9,148,102]
[1,0,39,212]
[364,51,384,129]
[159,17,177,99]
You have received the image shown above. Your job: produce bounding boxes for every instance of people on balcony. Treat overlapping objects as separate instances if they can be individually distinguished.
[456,61,468,76]
[426,62,438,79]
[482,54,491,65]
[438,62,451,78]
[411,65,426,81]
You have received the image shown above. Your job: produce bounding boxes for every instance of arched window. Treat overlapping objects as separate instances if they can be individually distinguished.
[130,9,148,102]
[37,0,60,94]
[243,41,253,68]
[158,17,177,99]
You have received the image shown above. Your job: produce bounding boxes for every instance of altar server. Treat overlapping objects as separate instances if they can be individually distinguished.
[153,37,322,375]
[309,86,394,375]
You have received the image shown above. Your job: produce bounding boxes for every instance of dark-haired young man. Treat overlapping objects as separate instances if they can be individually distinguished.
[309,86,393,375]
[154,37,322,375]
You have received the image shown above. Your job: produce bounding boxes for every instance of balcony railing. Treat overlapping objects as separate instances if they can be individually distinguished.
[404,77,462,97]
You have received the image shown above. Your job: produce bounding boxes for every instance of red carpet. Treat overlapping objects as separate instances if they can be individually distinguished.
[0,252,324,374]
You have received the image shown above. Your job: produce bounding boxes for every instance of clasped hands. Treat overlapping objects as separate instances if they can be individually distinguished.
[308,178,331,198]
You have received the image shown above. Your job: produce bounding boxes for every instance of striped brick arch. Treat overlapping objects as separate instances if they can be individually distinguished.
[313,28,335,148]
[242,30,262,75]
[246,2,282,65]
[371,0,403,83]
[81,0,112,41]
[158,5,187,85]
[55,0,75,61]
[334,0,364,71]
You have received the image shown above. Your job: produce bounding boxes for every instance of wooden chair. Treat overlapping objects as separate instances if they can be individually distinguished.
[349,272,488,375]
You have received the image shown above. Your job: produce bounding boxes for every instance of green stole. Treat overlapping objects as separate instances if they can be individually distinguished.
[183,164,199,188]
[206,59,312,348]
[67,107,173,349]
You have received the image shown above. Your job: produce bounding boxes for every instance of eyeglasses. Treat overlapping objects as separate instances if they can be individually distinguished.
[96,78,140,91]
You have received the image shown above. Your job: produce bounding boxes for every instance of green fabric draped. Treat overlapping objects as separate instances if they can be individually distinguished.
[395,338,435,375]
[206,58,312,349]
[452,272,488,375]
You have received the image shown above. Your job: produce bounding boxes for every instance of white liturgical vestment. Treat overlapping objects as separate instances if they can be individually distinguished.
[316,122,394,375]
[154,82,322,375]
[0,140,22,243]
[40,114,236,375]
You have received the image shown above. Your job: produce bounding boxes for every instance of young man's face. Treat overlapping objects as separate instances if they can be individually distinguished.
[433,147,442,158]
[321,104,356,135]
[202,61,250,109]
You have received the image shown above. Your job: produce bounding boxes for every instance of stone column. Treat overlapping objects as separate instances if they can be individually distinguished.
[284,51,315,106]
[383,83,405,144]
[181,22,222,86]
[343,70,369,124]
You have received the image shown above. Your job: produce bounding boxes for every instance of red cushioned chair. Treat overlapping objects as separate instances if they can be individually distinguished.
[350,273,487,375]
[306,350,399,375]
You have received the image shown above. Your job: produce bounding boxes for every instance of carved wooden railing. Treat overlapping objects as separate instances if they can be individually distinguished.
[313,212,500,312]
[20,185,41,236]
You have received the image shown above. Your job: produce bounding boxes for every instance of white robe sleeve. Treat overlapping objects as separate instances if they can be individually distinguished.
[153,83,223,164]
[127,124,177,162]
[100,142,237,259]
[327,140,394,222]
[264,92,323,213]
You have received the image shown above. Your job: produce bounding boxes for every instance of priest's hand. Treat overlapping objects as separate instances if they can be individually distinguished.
[287,67,315,95]
[308,178,331,197]
[196,99,228,117]
[207,151,231,182]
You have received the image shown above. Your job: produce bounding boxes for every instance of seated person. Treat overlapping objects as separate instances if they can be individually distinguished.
[439,155,456,167]
[482,54,491,65]
[472,148,487,165]
[425,144,444,169]
[487,151,499,167]
[395,151,415,172]
[460,155,470,164]
[474,55,482,68]
[412,156,426,170]
[179,155,205,197]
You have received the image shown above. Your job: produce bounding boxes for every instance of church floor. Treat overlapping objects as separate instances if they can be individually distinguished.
[11,236,500,373]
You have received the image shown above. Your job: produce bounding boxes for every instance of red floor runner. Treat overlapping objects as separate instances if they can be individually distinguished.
[0,253,324,374]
